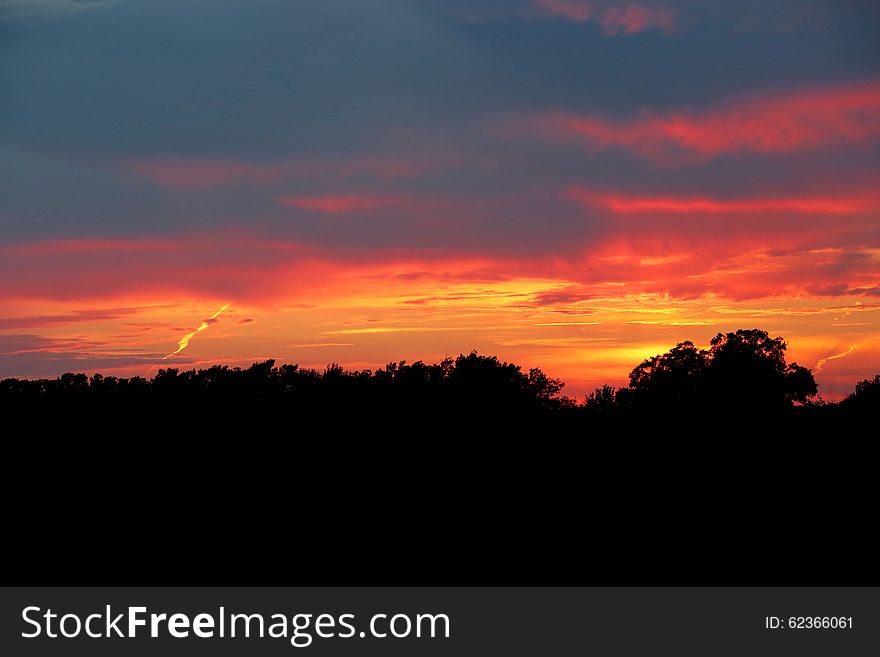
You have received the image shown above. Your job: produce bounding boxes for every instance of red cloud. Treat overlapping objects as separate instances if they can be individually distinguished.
[0,232,506,303]
[2,223,878,307]
[568,187,880,214]
[501,79,880,159]
[599,4,676,35]
[534,1,676,34]
[277,194,405,213]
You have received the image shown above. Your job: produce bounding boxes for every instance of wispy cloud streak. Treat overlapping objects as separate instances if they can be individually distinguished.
[164,303,230,359]
[814,344,856,373]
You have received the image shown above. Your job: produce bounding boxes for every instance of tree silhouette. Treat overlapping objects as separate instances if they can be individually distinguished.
[627,340,708,408]
[584,384,618,414]
[841,374,880,414]
[0,328,869,432]
[589,328,819,418]
[707,329,817,410]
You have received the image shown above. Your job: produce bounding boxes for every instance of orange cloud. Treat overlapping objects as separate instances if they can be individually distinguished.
[501,78,880,160]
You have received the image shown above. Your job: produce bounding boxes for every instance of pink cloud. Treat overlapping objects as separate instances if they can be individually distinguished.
[277,194,406,213]
[535,0,593,22]
[533,1,676,35]
[499,78,880,160]
[599,4,676,35]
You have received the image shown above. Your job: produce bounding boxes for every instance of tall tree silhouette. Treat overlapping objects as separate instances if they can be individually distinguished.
[707,329,816,410]
[604,328,818,416]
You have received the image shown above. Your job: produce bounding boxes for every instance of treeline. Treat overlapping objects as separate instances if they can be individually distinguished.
[1,329,876,429]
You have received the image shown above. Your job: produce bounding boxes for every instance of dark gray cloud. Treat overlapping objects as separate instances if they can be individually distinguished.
[1,0,879,254]
[0,306,144,329]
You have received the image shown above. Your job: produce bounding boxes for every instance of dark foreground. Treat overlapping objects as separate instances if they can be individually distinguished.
[5,330,876,584]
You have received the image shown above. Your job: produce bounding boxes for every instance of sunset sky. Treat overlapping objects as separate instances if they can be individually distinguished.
[2,0,879,399]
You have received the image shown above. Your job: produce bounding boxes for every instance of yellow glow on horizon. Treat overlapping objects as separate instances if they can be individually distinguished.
[2,278,878,401]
